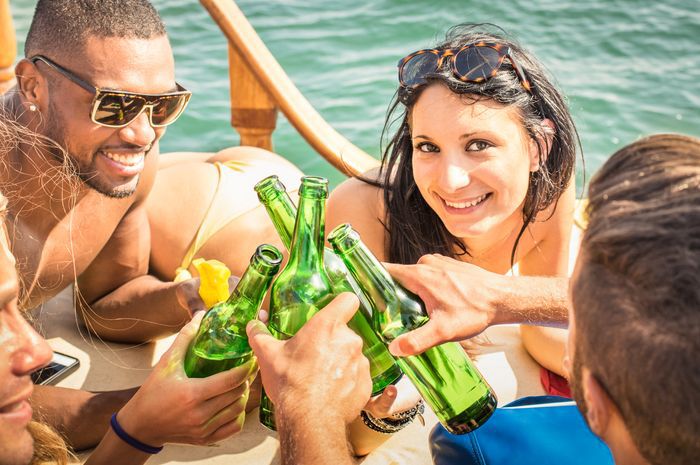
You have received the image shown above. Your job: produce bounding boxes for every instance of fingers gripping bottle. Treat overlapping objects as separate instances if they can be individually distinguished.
[329,223,497,434]
[258,176,338,430]
[255,176,403,395]
[184,244,283,378]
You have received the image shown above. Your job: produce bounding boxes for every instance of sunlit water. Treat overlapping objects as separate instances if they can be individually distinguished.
[10,0,700,189]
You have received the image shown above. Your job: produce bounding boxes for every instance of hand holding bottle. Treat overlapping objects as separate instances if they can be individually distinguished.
[116,312,257,447]
[247,293,372,425]
[383,254,505,357]
[175,275,241,317]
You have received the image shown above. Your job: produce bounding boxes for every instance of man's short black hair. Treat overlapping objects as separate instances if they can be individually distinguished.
[25,0,166,58]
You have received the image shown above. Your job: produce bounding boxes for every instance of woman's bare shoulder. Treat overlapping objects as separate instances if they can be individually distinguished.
[520,181,577,276]
[327,171,388,259]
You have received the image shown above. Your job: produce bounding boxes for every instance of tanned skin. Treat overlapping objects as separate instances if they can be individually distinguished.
[0,34,248,449]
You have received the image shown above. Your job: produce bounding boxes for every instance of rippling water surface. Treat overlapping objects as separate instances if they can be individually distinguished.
[10,0,700,187]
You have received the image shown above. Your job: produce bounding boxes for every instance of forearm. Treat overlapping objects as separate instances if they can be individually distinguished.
[79,275,190,342]
[347,415,389,456]
[277,408,356,465]
[84,428,151,465]
[520,326,568,376]
[31,385,137,450]
[492,275,570,327]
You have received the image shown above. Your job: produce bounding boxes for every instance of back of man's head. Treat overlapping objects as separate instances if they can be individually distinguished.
[25,0,166,58]
[572,133,700,465]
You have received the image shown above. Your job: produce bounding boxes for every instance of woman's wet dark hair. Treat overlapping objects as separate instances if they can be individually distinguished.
[368,23,581,265]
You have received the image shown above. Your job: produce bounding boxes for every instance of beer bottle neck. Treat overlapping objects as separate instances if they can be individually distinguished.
[262,191,296,251]
[225,245,282,318]
[335,240,397,312]
[288,194,325,271]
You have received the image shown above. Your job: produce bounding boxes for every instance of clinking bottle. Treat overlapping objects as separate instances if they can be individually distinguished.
[255,175,403,396]
[257,176,338,430]
[328,223,497,434]
[184,244,282,378]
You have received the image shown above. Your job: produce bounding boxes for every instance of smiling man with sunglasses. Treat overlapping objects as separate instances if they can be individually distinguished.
[0,0,301,453]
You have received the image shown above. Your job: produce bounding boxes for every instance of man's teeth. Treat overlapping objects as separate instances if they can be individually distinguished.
[102,152,144,166]
[444,194,488,209]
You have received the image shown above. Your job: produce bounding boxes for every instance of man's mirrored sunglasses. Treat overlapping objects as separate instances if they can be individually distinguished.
[30,55,192,128]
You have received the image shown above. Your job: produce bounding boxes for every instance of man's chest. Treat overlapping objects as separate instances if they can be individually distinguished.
[10,201,131,303]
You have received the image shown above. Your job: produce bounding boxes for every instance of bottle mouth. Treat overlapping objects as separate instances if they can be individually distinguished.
[255,175,286,203]
[328,223,360,253]
[253,244,283,274]
[299,176,329,199]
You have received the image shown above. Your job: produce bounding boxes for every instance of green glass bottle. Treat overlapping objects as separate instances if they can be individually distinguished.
[258,176,339,431]
[328,223,497,434]
[255,175,402,395]
[184,244,282,378]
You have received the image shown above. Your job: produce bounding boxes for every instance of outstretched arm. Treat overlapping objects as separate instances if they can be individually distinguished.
[76,203,203,342]
[31,385,136,450]
[385,254,569,357]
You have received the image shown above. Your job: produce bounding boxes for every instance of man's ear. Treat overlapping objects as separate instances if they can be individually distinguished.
[529,118,556,172]
[581,367,613,437]
[14,59,46,109]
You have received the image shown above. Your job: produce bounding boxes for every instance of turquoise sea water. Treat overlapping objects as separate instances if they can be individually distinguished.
[10,0,700,189]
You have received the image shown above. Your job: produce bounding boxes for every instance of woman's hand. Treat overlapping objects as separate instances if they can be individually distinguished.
[362,376,421,419]
[175,275,240,317]
[116,312,257,447]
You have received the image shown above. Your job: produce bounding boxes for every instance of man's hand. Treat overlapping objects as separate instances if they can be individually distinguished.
[247,292,372,425]
[117,312,257,446]
[175,275,240,317]
[384,254,509,357]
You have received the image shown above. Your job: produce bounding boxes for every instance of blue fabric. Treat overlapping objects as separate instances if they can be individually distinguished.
[430,396,614,465]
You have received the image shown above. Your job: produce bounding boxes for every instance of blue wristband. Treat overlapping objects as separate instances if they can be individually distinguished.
[110,413,164,454]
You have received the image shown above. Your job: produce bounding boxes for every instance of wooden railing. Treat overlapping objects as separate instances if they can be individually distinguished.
[200,0,379,177]
[0,0,16,94]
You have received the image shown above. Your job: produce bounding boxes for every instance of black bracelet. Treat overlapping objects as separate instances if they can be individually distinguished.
[110,413,164,454]
[360,399,425,434]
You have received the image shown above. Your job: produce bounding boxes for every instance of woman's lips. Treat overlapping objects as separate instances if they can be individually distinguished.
[0,391,33,426]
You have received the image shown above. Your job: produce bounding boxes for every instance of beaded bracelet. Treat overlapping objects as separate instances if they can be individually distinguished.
[110,413,164,454]
[360,399,426,434]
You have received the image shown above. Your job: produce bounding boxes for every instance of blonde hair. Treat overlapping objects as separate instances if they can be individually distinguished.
[0,117,73,465]
[28,422,71,465]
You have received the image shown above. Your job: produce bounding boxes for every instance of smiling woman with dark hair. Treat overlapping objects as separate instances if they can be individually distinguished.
[327,23,580,390]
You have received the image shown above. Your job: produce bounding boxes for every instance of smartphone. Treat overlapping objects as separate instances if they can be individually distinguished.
[31,351,80,385]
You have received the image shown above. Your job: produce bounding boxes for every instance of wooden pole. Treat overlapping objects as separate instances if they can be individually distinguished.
[228,43,277,151]
[0,0,17,94]
[201,0,380,177]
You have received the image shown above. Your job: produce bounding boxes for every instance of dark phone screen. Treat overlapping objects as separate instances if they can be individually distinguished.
[31,361,65,384]
[31,355,79,385]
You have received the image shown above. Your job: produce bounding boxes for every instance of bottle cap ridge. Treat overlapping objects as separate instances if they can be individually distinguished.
[299,176,329,199]
[252,244,283,274]
[255,175,286,203]
[328,223,360,253]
